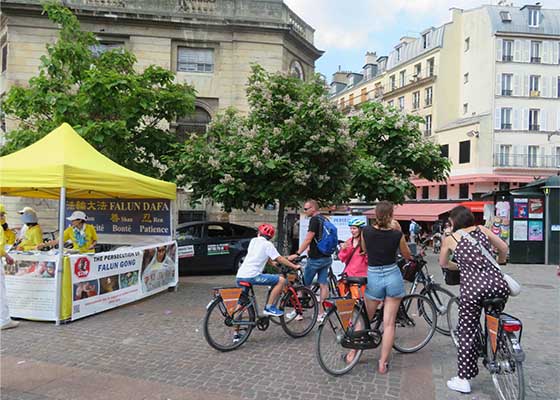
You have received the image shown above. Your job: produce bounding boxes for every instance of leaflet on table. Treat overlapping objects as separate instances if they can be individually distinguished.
[69,241,178,321]
[3,253,58,321]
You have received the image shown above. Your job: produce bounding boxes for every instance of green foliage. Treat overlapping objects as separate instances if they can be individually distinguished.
[0,2,195,179]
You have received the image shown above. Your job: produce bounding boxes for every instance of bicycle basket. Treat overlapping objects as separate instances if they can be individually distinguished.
[219,288,243,315]
[399,260,420,282]
[335,298,356,330]
[442,268,460,286]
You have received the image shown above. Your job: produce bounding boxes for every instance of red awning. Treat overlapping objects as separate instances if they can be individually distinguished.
[364,202,460,222]
[459,201,491,213]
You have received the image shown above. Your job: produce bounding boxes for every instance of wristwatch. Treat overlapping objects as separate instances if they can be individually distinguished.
[296,252,301,256]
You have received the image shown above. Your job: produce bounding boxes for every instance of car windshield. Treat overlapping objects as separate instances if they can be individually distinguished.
[177,225,202,240]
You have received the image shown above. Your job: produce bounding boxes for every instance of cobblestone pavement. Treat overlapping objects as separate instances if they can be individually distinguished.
[1,255,558,400]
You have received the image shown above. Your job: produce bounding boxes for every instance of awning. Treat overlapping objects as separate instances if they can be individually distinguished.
[459,201,492,213]
[364,202,460,222]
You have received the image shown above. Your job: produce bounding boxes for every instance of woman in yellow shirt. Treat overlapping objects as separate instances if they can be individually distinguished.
[16,212,43,251]
[0,205,16,246]
[43,211,97,253]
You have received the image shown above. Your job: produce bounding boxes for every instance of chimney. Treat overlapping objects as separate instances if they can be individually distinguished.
[332,71,349,84]
[450,7,463,21]
[364,51,377,66]
[399,36,415,45]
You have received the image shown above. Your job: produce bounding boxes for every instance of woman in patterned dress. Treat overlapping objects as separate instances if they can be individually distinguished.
[439,206,509,394]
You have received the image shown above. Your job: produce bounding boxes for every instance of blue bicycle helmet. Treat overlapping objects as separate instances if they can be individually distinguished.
[348,217,366,228]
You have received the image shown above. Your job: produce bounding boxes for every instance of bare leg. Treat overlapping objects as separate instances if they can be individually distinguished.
[267,276,285,306]
[319,283,329,313]
[378,296,402,373]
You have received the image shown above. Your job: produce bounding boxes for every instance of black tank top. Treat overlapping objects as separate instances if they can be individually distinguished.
[362,226,403,266]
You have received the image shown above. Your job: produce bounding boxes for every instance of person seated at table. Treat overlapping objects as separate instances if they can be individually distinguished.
[41,211,97,253]
[16,211,43,251]
[0,205,16,246]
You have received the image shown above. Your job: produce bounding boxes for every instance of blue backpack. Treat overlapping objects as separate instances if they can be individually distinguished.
[315,215,338,256]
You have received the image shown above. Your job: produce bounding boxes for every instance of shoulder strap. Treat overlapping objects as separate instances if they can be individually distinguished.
[342,242,360,273]
[457,229,502,273]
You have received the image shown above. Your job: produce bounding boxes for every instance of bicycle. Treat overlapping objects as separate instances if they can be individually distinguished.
[316,275,437,376]
[447,296,525,400]
[400,252,455,336]
[203,257,318,351]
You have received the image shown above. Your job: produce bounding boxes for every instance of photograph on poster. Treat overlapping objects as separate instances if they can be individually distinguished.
[528,199,544,219]
[73,280,99,300]
[513,199,528,219]
[141,244,175,293]
[513,220,528,241]
[119,271,139,288]
[528,221,543,241]
[4,260,56,278]
[100,275,120,294]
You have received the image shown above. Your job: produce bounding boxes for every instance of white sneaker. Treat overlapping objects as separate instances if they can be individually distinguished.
[447,377,471,394]
[286,310,304,321]
[1,320,20,330]
[317,313,327,323]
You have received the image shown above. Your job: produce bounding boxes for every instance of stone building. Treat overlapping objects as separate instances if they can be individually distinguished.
[0,0,322,230]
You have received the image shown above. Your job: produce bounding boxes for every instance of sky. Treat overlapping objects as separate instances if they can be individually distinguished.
[284,0,560,80]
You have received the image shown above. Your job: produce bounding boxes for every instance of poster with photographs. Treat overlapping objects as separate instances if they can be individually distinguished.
[528,199,544,219]
[69,241,178,321]
[513,198,528,219]
[4,254,59,321]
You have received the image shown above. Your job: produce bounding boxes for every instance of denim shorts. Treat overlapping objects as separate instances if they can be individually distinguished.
[365,264,405,301]
[236,273,279,288]
[304,256,331,286]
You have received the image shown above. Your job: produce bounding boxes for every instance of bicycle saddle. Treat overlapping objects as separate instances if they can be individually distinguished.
[344,276,367,286]
[237,281,252,287]
[482,297,506,309]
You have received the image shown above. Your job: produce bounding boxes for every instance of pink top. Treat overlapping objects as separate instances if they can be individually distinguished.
[338,237,368,277]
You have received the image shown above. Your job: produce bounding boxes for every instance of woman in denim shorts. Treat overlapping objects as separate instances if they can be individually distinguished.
[361,201,412,374]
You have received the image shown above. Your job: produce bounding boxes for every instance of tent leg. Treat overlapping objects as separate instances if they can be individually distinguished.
[55,187,66,326]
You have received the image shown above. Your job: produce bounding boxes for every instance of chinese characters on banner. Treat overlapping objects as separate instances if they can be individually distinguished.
[65,199,171,236]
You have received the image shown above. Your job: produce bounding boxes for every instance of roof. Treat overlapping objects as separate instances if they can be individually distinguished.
[364,202,460,222]
[0,123,176,200]
[385,25,446,70]
[487,5,560,36]
[436,113,490,133]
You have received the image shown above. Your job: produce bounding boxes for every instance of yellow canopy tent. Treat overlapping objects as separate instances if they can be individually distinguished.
[0,123,177,324]
[0,123,176,200]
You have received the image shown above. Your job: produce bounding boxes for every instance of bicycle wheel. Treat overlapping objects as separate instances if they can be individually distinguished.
[492,331,525,400]
[316,309,364,376]
[203,298,255,352]
[420,286,455,336]
[446,296,460,348]
[393,294,437,353]
[279,286,318,338]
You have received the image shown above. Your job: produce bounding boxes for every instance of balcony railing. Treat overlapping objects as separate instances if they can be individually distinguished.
[502,54,513,62]
[530,90,540,97]
[501,89,512,96]
[501,123,512,129]
[529,124,540,131]
[494,153,560,168]
[530,57,541,63]
[382,67,437,97]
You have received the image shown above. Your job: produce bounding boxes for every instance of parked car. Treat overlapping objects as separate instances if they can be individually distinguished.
[176,221,257,274]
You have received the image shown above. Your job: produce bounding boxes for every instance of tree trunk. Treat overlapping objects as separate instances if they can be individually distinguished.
[276,199,286,254]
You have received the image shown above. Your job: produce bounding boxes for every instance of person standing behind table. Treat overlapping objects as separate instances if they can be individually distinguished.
[41,211,97,253]
[0,204,19,330]
[361,201,413,375]
[16,211,43,251]
[289,199,332,323]
[0,205,16,246]
[15,207,37,242]
[439,206,509,395]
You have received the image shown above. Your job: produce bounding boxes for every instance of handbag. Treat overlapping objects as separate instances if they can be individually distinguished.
[457,230,521,296]
[442,268,460,286]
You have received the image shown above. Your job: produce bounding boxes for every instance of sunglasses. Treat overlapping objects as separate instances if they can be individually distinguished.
[303,207,310,211]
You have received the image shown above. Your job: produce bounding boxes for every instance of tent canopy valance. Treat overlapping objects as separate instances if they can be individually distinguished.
[0,123,176,200]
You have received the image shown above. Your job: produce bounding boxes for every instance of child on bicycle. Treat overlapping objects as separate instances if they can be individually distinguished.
[236,224,300,317]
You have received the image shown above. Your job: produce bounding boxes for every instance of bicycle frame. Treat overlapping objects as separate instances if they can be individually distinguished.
[480,308,525,372]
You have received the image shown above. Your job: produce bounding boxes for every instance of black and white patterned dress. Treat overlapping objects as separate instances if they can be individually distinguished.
[453,227,509,379]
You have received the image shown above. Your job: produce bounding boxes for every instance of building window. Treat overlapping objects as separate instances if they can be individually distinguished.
[289,60,305,80]
[90,41,125,58]
[396,46,401,61]
[399,70,405,87]
[0,94,5,133]
[390,75,396,90]
[528,8,540,27]
[464,37,470,52]
[388,100,394,107]
[499,144,511,166]
[177,47,214,73]
[425,86,433,106]
[464,73,469,83]
[176,106,212,141]
[530,41,541,63]
[529,109,539,131]
[501,108,512,129]
[427,58,435,77]
[414,63,421,78]
[501,74,512,95]
[463,103,468,114]
[529,75,540,95]
[556,147,560,167]
[360,88,367,103]
[422,32,430,49]
[459,140,471,164]
[1,43,7,73]
[425,114,432,136]
[502,39,513,61]
[528,145,538,167]
[340,97,345,109]
[439,185,447,200]
[349,93,354,107]
[422,186,429,199]
[412,91,420,109]
[398,96,405,110]
[500,11,512,22]
[440,144,449,158]
[459,183,469,199]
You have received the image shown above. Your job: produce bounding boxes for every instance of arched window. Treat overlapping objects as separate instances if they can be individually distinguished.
[290,60,304,80]
[176,106,212,141]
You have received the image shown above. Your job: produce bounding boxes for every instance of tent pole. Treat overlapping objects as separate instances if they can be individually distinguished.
[55,187,66,326]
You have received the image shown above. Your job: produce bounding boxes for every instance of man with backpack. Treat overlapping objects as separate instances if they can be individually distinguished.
[289,199,337,323]
[409,218,421,244]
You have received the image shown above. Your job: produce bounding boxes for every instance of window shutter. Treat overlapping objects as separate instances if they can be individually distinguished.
[541,110,548,131]
[495,108,502,129]
[558,110,560,130]
[522,108,528,130]
[542,41,550,64]
[513,74,521,96]
[552,42,559,65]
[514,40,521,62]
[513,145,522,166]
[539,146,545,167]
[513,108,521,130]
[522,74,529,96]
[542,74,550,97]
[522,40,530,62]
[496,74,502,95]
[496,39,503,61]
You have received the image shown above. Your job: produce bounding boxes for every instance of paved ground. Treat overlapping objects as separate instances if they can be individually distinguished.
[1,255,558,400]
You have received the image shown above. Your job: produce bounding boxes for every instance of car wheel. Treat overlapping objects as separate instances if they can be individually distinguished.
[234,253,246,272]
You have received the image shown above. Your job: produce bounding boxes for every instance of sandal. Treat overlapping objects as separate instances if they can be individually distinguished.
[344,350,357,364]
[378,360,389,374]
